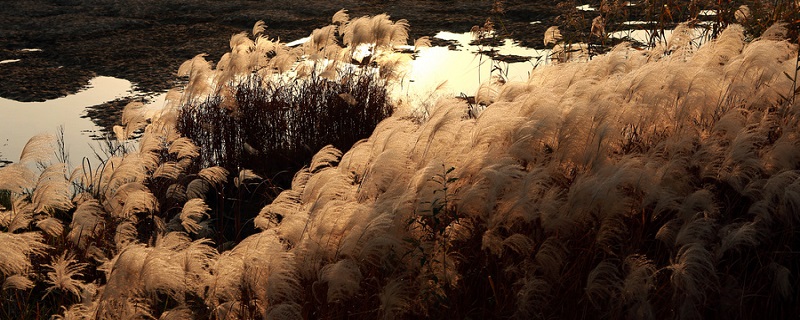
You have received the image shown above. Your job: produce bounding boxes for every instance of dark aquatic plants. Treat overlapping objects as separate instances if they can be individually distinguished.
[177,68,391,187]
[168,10,410,188]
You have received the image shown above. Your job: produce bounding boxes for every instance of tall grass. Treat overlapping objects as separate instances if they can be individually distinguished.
[177,68,391,187]
[545,0,799,58]
[0,8,799,320]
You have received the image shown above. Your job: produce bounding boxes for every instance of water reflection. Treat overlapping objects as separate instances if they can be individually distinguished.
[0,77,135,164]
[402,31,547,101]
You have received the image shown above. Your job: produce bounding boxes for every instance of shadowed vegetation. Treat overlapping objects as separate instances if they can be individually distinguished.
[177,69,391,188]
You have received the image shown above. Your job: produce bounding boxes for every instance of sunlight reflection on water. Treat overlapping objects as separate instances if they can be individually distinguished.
[0,77,159,166]
[401,31,547,101]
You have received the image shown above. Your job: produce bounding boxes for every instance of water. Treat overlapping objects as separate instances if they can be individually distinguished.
[401,31,547,100]
[0,77,161,166]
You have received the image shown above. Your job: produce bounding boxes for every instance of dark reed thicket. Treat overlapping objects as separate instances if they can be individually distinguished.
[177,68,391,188]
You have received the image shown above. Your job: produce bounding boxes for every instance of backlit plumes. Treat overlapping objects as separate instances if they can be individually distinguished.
[735,5,750,23]
[139,245,188,299]
[205,231,299,313]
[379,279,410,319]
[204,251,244,307]
[104,155,149,195]
[106,181,148,217]
[137,135,165,163]
[414,36,431,49]
[92,235,217,317]
[119,189,158,219]
[112,125,127,141]
[36,217,63,237]
[5,197,34,233]
[180,199,210,235]
[158,307,193,320]
[153,161,182,181]
[176,237,217,297]
[121,101,147,139]
[585,260,622,309]
[300,168,354,208]
[114,220,139,249]
[622,255,656,319]
[248,255,300,313]
[254,190,305,241]
[199,166,229,186]
[551,42,589,63]
[758,23,788,41]
[319,258,362,303]
[332,9,349,25]
[19,133,55,164]
[474,75,504,106]
[305,25,339,54]
[0,163,36,193]
[234,169,261,189]
[0,232,49,277]
[386,18,410,47]
[338,211,397,265]
[178,54,214,101]
[178,54,209,77]
[695,24,745,67]
[669,243,718,309]
[229,32,254,51]
[44,252,88,299]
[309,145,342,173]
[32,163,73,214]
[666,22,696,56]
[168,137,200,159]
[375,51,411,80]
[269,48,300,74]
[252,20,266,37]
[3,274,35,290]
[68,199,105,249]
[341,14,409,49]
[370,14,396,47]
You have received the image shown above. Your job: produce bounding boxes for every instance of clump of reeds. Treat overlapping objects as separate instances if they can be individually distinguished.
[235,21,797,319]
[549,0,798,58]
[177,69,390,187]
[0,104,227,318]
[170,10,425,188]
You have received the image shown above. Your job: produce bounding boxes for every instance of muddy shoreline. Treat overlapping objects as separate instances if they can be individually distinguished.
[1,0,569,103]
